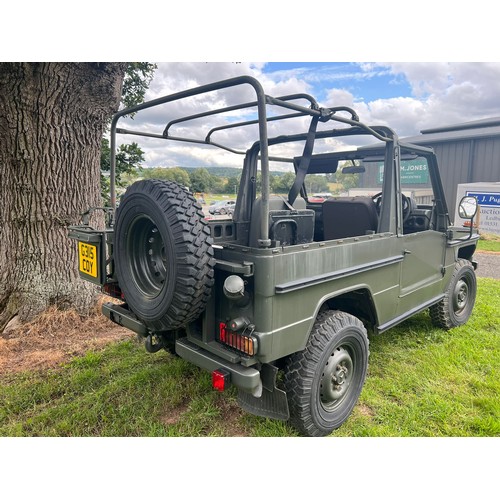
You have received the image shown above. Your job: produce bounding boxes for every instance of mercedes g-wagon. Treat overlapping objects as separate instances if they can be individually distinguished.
[69,75,479,436]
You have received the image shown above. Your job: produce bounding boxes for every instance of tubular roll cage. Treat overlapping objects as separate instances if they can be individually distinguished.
[110,75,396,248]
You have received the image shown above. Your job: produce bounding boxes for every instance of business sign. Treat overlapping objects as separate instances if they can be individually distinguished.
[467,191,500,234]
[466,192,500,207]
[378,159,429,185]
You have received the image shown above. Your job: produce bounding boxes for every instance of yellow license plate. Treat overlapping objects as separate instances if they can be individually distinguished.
[78,242,98,278]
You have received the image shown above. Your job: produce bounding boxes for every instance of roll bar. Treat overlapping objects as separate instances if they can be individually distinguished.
[109,75,395,247]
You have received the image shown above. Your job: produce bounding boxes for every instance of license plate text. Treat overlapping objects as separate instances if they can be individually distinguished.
[78,242,98,278]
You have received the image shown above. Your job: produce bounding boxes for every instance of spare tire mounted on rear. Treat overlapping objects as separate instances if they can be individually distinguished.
[114,180,215,332]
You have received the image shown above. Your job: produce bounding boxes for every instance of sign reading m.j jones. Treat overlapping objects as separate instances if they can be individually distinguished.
[378,160,429,185]
[467,191,500,234]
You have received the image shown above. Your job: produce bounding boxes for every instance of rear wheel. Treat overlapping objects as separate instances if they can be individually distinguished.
[430,258,476,329]
[283,310,369,437]
[114,180,215,331]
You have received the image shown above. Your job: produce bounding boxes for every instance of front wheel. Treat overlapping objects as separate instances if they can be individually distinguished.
[430,258,477,330]
[283,310,369,437]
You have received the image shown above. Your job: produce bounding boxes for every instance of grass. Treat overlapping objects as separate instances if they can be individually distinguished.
[477,232,500,253]
[335,280,500,437]
[1,278,499,437]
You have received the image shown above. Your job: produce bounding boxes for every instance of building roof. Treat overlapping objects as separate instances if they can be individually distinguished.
[401,117,500,145]
[421,117,500,134]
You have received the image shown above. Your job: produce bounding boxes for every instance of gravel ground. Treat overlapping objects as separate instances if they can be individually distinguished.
[474,251,500,279]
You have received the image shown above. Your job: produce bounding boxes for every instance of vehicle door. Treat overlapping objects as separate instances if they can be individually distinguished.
[397,149,448,314]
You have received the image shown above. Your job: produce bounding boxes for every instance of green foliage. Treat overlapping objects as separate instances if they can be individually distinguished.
[270,171,295,193]
[183,166,243,178]
[101,62,157,203]
[121,62,157,111]
[1,278,498,437]
[142,167,191,187]
[304,174,329,194]
[209,175,224,194]
[189,167,215,193]
[325,162,361,193]
[224,176,240,195]
[101,138,144,205]
[270,171,330,196]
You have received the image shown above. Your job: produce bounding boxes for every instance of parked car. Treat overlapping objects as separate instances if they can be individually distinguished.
[309,193,334,203]
[208,199,236,215]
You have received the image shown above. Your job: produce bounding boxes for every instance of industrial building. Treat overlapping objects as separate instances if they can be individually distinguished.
[400,117,500,218]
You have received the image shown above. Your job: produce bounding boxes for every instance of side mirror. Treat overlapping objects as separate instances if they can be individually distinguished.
[458,196,478,240]
[458,196,478,219]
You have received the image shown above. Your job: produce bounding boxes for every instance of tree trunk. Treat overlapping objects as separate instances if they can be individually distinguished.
[0,62,127,332]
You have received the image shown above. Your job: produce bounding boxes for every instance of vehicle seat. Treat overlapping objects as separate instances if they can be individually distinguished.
[322,196,378,240]
[249,196,315,247]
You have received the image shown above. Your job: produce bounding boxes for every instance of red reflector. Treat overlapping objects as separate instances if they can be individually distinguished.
[219,322,227,342]
[212,369,230,392]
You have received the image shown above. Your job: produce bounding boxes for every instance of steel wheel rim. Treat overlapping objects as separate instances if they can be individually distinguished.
[127,215,168,298]
[453,278,469,314]
[320,346,354,411]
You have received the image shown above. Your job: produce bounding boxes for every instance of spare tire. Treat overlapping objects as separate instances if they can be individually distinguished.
[114,179,215,331]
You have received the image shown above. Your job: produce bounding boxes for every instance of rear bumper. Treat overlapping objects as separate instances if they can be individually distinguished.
[103,301,263,397]
[102,302,148,337]
[175,337,263,397]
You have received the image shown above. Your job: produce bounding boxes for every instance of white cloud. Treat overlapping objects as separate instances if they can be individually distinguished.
[118,62,500,169]
[322,62,500,137]
[118,62,317,169]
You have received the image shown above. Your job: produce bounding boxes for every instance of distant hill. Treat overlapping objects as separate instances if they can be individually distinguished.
[180,166,288,177]
[180,166,242,178]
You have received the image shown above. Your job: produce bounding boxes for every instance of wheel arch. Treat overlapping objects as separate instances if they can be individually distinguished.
[315,286,378,334]
[272,286,377,372]
[457,243,477,262]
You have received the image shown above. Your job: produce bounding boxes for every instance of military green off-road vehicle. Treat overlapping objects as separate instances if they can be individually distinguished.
[70,76,479,436]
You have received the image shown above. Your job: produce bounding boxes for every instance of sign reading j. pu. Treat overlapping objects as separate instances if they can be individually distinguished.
[466,191,500,234]
[467,192,500,207]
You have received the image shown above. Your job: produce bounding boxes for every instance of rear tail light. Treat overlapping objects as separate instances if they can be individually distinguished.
[218,322,257,356]
[212,369,230,391]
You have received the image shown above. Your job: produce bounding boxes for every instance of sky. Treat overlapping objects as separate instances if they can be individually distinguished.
[5,3,499,174]
[117,62,500,171]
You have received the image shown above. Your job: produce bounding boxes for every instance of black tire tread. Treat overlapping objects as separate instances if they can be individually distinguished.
[115,179,215,331]
[283,310,368,437]
[429,258,476,330]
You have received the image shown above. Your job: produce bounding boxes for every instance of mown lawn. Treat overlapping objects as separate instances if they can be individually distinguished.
[477,232,500,253]
[1,278,499,437]
[477,239,500,253]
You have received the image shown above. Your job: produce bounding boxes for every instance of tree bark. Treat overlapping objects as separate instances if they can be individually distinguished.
[0,62,127,332]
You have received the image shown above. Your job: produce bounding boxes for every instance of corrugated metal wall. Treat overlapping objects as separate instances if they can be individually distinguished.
[430,141,472,216]
[471,137,500,181]
[354,122,500,220]
[425,136,500,216]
